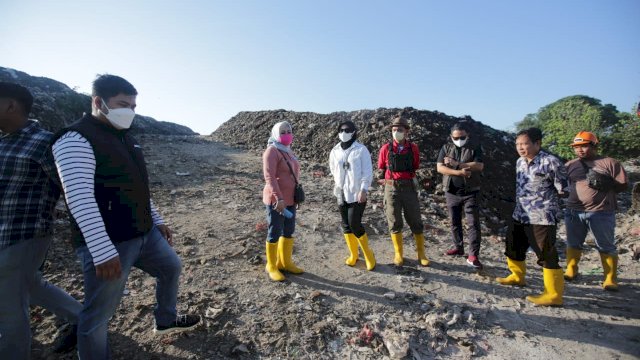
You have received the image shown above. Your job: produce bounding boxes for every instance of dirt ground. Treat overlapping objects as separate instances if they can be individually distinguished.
[31,135,640,359]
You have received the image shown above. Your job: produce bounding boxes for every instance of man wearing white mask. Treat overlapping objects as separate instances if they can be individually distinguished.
[51,75,199,359]
[329,120,375,270]
[377,114,429,267]
[436,122,485,269]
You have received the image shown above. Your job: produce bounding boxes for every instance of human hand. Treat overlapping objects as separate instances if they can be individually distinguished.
[275,199,286,213]
[459,168,472,178]
[157,224,173,246]
[357,190,368,203]
[95,256,122,281]
[444,157,459,168]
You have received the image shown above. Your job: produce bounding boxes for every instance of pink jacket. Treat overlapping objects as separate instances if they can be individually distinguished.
[262,146,300,206]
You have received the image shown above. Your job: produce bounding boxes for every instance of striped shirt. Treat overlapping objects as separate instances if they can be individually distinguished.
[0,120,60,250]
[52,131,164,265]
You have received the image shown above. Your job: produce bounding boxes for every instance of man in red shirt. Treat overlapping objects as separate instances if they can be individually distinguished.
[377,114,429,267]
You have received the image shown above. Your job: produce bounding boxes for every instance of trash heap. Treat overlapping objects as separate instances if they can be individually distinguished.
[213,107,519,233]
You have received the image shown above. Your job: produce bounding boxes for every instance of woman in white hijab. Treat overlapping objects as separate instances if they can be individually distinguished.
[261,121,303,281]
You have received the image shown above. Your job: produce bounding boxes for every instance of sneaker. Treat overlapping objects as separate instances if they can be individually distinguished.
[154,314,201,335]
[53,324,77,353]
[466,256,483,269]
[445,247,465,256]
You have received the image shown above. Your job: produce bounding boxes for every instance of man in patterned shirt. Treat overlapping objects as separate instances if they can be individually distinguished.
[496,127,569,306]
[0,82,81,357]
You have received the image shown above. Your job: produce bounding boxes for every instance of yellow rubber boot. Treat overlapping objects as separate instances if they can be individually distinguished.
[276,237,285,270]
[414,233,430,267]
[390,233,404,266]
[357,233,376,271]
[344,233,359,266]
[526,268,564,306]
[278,237,303,274]
[564,247,582,281]
[600,253,618,291]
[265,242,285,281]
[496,258,526,286]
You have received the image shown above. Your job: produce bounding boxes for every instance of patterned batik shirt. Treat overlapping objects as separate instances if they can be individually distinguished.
[512,150,568,225]
[0,120,60,250]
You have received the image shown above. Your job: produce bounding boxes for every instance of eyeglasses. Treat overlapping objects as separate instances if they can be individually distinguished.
[452,136,467,141]
[339,129,353,133]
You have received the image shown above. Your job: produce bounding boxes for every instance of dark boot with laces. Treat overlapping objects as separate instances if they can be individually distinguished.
[154,314,201,335]
[53,324,77,353]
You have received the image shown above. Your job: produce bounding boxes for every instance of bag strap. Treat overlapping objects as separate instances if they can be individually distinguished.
[579,159,591,172]
[277,149,298,184]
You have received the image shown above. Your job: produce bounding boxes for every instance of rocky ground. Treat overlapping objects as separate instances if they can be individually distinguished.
[31,135,639,359]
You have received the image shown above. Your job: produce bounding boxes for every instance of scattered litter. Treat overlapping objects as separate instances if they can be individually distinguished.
[383,292,396,299]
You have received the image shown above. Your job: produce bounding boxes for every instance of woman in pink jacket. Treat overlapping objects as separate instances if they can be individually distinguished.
[262,121,303,281]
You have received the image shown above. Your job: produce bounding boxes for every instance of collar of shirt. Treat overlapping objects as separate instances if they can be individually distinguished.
[1,119,40,140]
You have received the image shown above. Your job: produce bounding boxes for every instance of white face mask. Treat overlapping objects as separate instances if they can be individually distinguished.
[453,138,468,147]
[338,131,353,142]
[392,130,405,142]
[100,99,135,130]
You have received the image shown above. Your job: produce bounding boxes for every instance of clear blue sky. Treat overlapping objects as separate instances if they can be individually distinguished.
[2,0,638,134]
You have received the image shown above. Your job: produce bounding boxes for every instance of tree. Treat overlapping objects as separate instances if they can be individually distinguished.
[516,95,624,159]
[602,108,640,159]
[515,113,541,131]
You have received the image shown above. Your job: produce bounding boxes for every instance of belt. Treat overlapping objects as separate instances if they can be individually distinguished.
[384,179,413,186]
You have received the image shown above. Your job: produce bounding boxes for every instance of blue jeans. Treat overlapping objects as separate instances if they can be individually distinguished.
[76,226,182,360]
[0,236,80,359]
[265,205,296,243]
[565,209,617,254]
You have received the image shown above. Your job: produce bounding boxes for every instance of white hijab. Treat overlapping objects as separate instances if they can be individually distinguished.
[266,121,294,155]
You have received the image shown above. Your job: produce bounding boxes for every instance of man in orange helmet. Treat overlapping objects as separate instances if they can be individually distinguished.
[563,131,628,291]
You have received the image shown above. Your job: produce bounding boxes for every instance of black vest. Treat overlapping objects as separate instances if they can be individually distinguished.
[55,114,153,247]
[388,141,414,173]
[441,143,482,193]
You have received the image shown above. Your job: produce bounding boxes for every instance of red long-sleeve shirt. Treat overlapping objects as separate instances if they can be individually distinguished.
[377,140,420,180]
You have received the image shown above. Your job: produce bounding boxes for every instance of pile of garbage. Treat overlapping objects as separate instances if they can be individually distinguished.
[213,107,518,233]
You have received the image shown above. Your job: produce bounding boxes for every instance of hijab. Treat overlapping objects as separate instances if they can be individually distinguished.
[338,120,357,150]
[267,121,296,157]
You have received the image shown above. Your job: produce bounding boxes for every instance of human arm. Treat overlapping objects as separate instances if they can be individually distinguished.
[411,143,420,170]
[376,144,388,184]
[437,163,472,177]
[611,161,629,193]
[436,146,472,177]
[552,158,570,197]
[263,147,285,211]
[358,147,373,203]
[150,199,173,245]
[52,132,120,279]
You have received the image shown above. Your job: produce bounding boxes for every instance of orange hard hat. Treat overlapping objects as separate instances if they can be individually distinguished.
[570,131,598,146]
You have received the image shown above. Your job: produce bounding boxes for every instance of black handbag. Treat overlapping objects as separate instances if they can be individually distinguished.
[278,150,305,203]
[579,160,615,192]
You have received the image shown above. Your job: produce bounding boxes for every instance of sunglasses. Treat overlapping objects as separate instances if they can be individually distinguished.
[451,136,467,141]
[339,129,354,133]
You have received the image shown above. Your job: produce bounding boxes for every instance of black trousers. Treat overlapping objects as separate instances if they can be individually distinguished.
[505,221,560,269]
[445,191,481,256]
[339,201,367,238]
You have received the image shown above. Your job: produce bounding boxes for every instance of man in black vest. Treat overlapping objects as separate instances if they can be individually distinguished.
[436,122,484,269]
[52,75,199,359]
